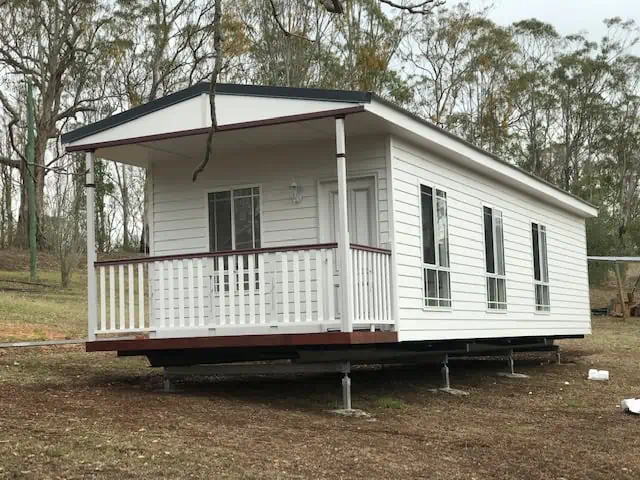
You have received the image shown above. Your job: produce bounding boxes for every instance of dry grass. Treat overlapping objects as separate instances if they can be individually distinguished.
[1,317,640,479]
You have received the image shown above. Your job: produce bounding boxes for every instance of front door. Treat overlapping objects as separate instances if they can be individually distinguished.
[320,176,376,246]
[319,177,376,319]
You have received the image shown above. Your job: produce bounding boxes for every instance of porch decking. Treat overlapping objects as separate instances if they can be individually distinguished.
[89,243,394,342]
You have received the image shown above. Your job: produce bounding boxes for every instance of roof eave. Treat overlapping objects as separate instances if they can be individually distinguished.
[61,83,373,145]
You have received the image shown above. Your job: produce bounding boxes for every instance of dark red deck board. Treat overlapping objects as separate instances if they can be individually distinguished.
[86,331,398,353]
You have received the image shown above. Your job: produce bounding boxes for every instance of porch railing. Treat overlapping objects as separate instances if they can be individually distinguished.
[92,243,392,337]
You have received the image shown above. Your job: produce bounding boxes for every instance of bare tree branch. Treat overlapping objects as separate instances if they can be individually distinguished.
[192,0,223,183]
[322,0,344,14]
[0,155,20,169]
[378,0,444,14]
[268,0,314,41]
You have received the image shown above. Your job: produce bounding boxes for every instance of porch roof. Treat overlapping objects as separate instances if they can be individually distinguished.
[61,83,598,218]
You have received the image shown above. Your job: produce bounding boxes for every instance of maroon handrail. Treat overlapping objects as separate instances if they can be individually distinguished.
[95,243,338,267]
[350,243,392,255]
[94,242,391,267]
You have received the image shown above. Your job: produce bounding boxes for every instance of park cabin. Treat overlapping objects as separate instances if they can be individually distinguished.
[61,83,597,361]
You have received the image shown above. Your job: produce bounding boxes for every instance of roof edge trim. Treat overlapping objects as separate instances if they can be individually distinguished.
[64,105,366,153]
[62,83,372,145]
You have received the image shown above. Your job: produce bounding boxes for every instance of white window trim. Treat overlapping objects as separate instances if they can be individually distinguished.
[482,204,507,312]
[204,185,263,296]
[418,181,452,310]
[203,184,263,253]
[531,221,551,314]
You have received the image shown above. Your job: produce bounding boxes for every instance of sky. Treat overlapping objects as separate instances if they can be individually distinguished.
[458,0,640,49]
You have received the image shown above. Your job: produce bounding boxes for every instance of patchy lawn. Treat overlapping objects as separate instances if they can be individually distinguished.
[0,269,87,342]
[1,317,639,479]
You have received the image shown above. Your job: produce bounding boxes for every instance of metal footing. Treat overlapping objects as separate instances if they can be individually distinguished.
[332,362,370,416]
[554,345,561,365]
[497,349,530,379]
[163,369,176,392]
[342,371,352,411]
[430,354,469,395]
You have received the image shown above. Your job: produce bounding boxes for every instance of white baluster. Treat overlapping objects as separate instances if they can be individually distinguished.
[99,267,106,332]
[128,264,135,329]
[158,262,165,328]
[118,265,125,331]
[293,251,300,323]
[197,259,204,326]
[167,261,175,328]
[177,261,185,328]
[373,253,381,323]
[228,256,236,324]
[281,252,289,322]
[385,255,392,321]
[238,256,245,324]
[304,251,312,322]
[138,263,145,329]
[109,265,116,331]
[248,255,256,325]
[316,250,325,323]
[188,260,195,327]
[352,251,359,323]
[217,256,225,325]
[258,254,266,323]
[326,249,334,321]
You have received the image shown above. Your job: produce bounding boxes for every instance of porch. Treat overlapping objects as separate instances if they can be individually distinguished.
[90,243,393,339]
[71,100,402,344]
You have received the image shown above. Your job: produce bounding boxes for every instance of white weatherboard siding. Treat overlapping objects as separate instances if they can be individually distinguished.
[390,136,591,342]
[152,137,389,254]
[149,136,389,331]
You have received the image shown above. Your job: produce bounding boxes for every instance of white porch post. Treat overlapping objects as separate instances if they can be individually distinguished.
[335,116,354,333]
[86,151,98,341]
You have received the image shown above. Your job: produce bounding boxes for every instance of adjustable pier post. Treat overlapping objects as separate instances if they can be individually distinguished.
[430,353,469,396]
[497,349,530,379]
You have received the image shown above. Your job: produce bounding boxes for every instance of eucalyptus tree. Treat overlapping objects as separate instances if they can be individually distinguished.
[193,0,443,180]
[0,0,113,247]
[508,19,561,178]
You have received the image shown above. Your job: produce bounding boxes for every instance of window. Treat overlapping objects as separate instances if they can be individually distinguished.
[208,187,261,291]
[483,206,507,310]
[531,222,550,311]
[208,187,261,252]
[420,185,451,307]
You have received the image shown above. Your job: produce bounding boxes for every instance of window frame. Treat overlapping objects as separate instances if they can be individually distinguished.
[418,182,452,310]
[205,184,263,253]
[205,185,263,293]
[531,221,551,313]
[482,204,507,312]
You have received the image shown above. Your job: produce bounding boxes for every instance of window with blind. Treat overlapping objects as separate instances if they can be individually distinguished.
[531,222,550,311]
[483,206,507,310]
[420,185,451,307]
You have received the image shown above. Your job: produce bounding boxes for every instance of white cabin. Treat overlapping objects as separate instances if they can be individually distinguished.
[61,83,597,354]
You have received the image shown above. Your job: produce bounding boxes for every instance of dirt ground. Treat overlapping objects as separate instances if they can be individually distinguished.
[1,317,639,480]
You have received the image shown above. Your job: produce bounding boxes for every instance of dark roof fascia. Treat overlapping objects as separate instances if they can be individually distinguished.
[61,83,373,145]
[64,105,366,153]
[370,94,598,212]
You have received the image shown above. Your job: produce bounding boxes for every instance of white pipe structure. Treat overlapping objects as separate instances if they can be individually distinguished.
[335,116,354,333]
[86,151,98,341]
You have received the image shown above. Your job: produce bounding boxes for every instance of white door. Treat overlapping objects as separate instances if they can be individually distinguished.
[319,177,377,319]
[320,177,376,246]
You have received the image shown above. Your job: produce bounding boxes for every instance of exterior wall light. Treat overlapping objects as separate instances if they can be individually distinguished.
[290,180,303,204]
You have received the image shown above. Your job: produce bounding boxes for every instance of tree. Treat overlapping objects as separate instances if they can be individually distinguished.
[193,0,443,181]
[0,0,113,247]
